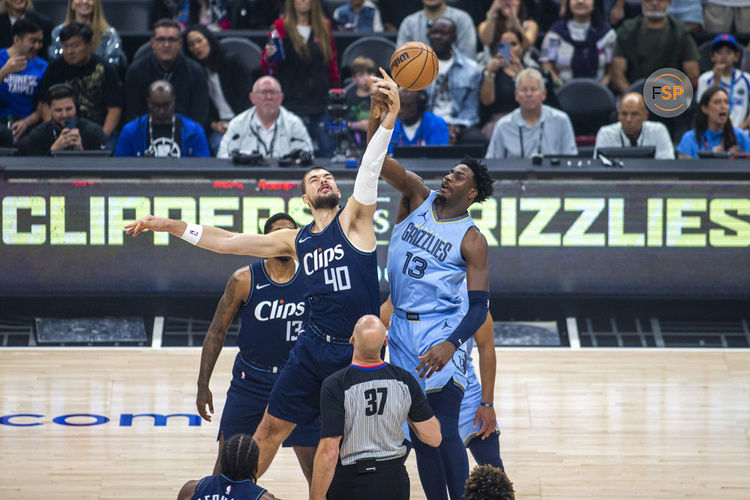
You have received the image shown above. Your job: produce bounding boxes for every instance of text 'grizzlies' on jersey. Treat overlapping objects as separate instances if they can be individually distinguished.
[295,208,380,338]
[388,190,479,315]
[237,260,307,369]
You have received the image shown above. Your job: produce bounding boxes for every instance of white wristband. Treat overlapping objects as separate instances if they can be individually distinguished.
[181,223,203,245]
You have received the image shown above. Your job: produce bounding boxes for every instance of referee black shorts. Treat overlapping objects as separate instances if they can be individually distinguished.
[327,456,409,500]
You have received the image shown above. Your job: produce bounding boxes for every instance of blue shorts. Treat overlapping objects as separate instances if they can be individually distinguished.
[388,310,469,393]
[458,361,500,445]
[267,326,354,426]
[219,352,321,447]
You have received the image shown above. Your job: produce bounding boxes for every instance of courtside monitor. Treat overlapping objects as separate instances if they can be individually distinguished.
[393,145,486,159]
[598,146,656,159]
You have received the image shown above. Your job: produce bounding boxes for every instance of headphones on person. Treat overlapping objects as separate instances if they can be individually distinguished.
[416,90,428,116]
[44,83,78,107]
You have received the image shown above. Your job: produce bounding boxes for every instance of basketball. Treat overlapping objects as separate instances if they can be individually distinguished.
[389,41,438,91]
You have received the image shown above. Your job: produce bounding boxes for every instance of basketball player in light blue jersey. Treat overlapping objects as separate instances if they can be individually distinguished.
[369,93,495,499]
[127,71,401,481]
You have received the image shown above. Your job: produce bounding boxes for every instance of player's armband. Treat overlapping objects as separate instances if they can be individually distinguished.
[446,290,490,349]
[181,223,203,245]
[353,125,393,205]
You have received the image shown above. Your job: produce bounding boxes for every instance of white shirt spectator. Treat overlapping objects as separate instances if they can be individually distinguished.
[594,121,675,159]
[485,105,577,158]
[217,105,313,159]
[397,6,477,59]
[696,68,750,129]
[540,20,616,83]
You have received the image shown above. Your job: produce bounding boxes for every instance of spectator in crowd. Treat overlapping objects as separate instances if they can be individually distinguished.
[667,0,702,33]
[478,0,538,52]
[389,87,449,152]
[0,0,52,59]
[610,0,699,95]
[697,34,750,131]
[17,83,106,155]
[464,465,515,500]
[262,0,339,157]
[39,23,122,149]
[124,19,209,129]
[345,56,376,134]
[217,75,312,159]
[116,80,209,158]
[676,87,750,158]
[379,0,421,31]
[594,92,674,158]
[177,434,278,500]
[486,68,577,158]
[425,17,484,145]
[480,28,560,140]
[48,0,122,67]
[183,25,253,154]
[0,122,12,146]
[703,0,750,34]
[333,0,383,32]
[398,0,478,59]
[540,0,616,88]
[450,0,495,26]
[0,17,46,142]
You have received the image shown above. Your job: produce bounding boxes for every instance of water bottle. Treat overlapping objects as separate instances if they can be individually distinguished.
[269,27,285,62]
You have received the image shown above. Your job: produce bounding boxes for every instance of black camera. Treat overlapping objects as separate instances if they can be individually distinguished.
[232,150,267,166]
[327,88,348,120]
[278,149,313,167]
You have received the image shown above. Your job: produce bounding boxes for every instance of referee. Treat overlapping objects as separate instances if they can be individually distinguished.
[310,315,442,500]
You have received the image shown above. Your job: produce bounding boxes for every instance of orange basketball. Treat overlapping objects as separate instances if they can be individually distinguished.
[389,41,438,91]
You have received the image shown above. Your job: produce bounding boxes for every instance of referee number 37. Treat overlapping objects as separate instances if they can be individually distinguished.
[364,387,388,416]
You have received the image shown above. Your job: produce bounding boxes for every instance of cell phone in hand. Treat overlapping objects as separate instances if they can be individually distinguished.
[65,118,76,129]
[497,42,511,62]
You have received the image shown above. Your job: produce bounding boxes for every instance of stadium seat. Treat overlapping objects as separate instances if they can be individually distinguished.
[133,41,152,61]
[102,0,152,32]
[31,0,67,25]
[626,78,646,96]
[323,0,347,19]
[340,36,396,79]
[556,78,616,137]
[219,37,263,77]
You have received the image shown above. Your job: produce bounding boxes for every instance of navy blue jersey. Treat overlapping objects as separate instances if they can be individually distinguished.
[237,260,307,368]
[191,474,265,500]
[295,208,380,338]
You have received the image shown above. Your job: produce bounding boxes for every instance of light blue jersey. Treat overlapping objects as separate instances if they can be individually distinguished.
[387,190,477,315]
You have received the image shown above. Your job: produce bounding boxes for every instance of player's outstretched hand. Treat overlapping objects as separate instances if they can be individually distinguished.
[196,385,214,422]
[415,340,456,379]
[372,68,400,129]
[474,404,497,439]
[125,215,173,237]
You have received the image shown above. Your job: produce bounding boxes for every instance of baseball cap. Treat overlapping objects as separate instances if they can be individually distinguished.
[711,33,739,53]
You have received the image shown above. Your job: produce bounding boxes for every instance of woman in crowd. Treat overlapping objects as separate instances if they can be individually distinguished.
[540,0,614,88]
[0,0,52,54]
[48,0,122,66]
[183,25,253,153]
[262,0,339,156]
[478,0,538,52]
[676,87,750,158]
[479,28,559,140]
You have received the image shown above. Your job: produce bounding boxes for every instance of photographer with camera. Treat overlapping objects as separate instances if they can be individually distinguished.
[217,76,312,161]
[17,83,106,156]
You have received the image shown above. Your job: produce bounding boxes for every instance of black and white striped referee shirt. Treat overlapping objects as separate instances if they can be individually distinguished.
[320,362,433,466]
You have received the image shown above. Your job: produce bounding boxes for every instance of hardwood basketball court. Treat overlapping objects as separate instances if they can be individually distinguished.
[1,348,748,499]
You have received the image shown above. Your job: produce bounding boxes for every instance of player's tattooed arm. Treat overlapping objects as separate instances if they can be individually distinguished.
[196,267,251,422]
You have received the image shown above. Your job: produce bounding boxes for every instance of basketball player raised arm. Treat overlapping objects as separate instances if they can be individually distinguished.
[368,91,490,379]
[124,69,400,257]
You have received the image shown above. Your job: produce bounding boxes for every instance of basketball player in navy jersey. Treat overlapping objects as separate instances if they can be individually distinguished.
[178,433,278,500]
[368,87,495,499]
[195,213,319,483]
[126,71,401,479]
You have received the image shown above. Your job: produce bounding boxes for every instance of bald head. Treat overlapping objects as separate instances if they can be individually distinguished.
[252,76,281,94]
[618,92,648,139]
[148,79,174,96]
[351,315,387,361]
